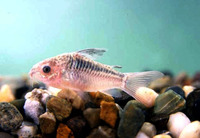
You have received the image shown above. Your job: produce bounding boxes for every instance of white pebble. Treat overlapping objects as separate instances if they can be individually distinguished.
[136,87,158,108]
[136,131,150,138]
[24,99,44,124]
[14,121,38,138]
[182,85,195,97]
[167,112,190,138]
[179,121,200,138]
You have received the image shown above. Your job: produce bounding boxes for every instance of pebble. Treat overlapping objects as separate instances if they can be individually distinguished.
[39,112,56,134]
[179,121,200,138]
[56,123,74,138]
[66,116,87,138]
[57,89,86,110]
[153,134,172,138]
[154,89,185,115]
[135,87,158,107]
[167,112,190,138]
[10,99,25,115]
[87,126,116,138]
[117,100,146,138]
[24,89,51,124]
[106,89,134,108]
[24,99,45,124]
[150,114,169,131]
[46,96,72,121]
[100,101,118,128]
[135,131,150,138]
[14,121,38,138]
[0,132,14,138]
[0,102,23,131]
[183,85,195,97]
[149,76,172,92]
[165,86,185,98]
[0,85,15,102]
[83,108,100,128]
[140,122,157,138]
[186,88,200,121]
[25,88,51,105]
[175,72,191,86]
[89,91,114,106]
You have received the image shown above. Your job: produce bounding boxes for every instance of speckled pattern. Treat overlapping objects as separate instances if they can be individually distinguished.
[0,102,23,131]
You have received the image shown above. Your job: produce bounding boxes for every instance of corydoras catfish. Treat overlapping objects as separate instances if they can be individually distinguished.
[29,48,164,106]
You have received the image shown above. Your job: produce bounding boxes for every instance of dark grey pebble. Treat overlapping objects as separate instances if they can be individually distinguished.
[117,100,146,138]
[165,86,185,98]
[0,102,23,131]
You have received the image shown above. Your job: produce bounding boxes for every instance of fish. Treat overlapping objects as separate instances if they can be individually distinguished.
[29,48,164,106]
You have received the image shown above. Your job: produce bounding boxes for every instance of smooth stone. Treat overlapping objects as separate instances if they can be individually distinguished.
[0,132,14,138]
[149,76,173,92]
[175,72,191,86]
[179,121,200,138]
[150,114,169,131]
[167,112,190,138]
[117,100,146,138]
[46,96,72,121]
[100,101,118,128]
[192,72,200,83]
[15,121,38,138]
[87,126,116,138]
[154,90,185,115]
[0,102,23,131]
[56,123,74,138]
[153,134,172,138]
[140,122,156,138]
[135,87,158,108]
[165,86,185,98]
[39,112,56,134]
[183,85,195,97]
[10,99,25,115]
[106,89,134,108]
[24,99,45,124]
[115,103,123,118]
[135,131,150,138]
[66,116,87,138]
[89,91,114,106]
[0,85,15,102]
[186,88,200,121]
[83,108,100,128]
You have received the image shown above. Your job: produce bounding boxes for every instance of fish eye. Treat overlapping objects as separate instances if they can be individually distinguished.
[42,66,51,73]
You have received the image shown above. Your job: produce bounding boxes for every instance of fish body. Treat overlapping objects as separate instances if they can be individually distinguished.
[29,48,164,105]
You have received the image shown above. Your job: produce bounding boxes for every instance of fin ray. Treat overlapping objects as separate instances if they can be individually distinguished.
[77,48,107,60]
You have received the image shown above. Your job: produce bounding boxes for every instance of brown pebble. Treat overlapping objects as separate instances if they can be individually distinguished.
[100,101,118,128]
[83,108,100,128]
[56,123,74,138]
[46,96,72,121]
[89,91,114,106]
[39,112,56,134]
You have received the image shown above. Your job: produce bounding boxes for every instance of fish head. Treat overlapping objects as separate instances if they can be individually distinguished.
[29,56,64,87]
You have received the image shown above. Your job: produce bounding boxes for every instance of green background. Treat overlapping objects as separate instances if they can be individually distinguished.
[0,0,200,76]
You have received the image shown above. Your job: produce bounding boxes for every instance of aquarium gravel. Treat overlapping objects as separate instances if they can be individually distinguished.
[0,71,200,138]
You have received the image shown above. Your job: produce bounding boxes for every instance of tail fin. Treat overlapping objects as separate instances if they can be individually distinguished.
[122,71,164,107]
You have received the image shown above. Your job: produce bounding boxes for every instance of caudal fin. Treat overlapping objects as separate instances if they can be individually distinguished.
[122,71,164,106]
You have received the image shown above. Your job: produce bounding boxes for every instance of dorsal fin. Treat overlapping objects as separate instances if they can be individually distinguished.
[111,65,122,69]
[77,48,107,60]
